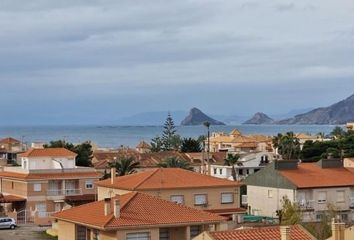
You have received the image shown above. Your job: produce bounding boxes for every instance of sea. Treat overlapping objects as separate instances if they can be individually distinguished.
[0,125,338,148]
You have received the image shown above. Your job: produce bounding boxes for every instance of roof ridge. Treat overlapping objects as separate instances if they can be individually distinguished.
[132,168,160,190]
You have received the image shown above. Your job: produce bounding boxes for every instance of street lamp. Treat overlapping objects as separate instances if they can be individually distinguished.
[203,121,210,175]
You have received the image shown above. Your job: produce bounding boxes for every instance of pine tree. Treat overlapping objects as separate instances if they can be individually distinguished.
[161,112,178,151]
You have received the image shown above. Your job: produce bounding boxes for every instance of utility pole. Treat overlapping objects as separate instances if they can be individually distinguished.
[203,121,210,175]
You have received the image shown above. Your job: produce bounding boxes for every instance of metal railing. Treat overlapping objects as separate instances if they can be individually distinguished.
[295,199,315,210]
[47,188,82,196]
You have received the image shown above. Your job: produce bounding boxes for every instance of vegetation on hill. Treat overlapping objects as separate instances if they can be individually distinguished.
[44,140,93,167]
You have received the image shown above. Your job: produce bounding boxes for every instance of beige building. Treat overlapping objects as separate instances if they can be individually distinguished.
[52,191,226,240]
[0,137,26,162]
[97,168,245,220]
[208,129,273,153]
[0,148,101,224]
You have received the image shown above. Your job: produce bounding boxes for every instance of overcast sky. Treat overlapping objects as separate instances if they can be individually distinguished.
[0,0,353,125]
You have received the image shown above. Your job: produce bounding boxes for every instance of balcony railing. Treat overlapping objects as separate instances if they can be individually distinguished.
[295,199,314,210]
[350,198,354,208]
[47,188,82,196]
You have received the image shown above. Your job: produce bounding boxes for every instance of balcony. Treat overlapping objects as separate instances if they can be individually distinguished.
[295,199,314,211]
[350,198,354,209]
[47,188,82,196]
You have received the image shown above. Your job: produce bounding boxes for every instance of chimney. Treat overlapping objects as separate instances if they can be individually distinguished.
[331,218,345,240]
[113,198,120,218]
[280,226,290,240]
[111,168,116,184]
[104,198,111,216]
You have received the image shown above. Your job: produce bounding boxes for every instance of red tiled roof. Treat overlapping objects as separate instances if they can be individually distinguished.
[279,163,354,189]
[0,171,101,180]
[0,194,26,203]
[209,225,314,240]
[19,148,77,158]
[53,192,225,229]
[97,168,241,190]
[0,137,20,144]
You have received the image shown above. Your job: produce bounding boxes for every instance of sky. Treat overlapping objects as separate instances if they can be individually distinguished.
[0,0,353,125]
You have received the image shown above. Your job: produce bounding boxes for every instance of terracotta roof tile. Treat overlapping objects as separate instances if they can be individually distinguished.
[0,171,101,180]
[0,137,21,144]
[279,163,354,189]
[53,192,225,229]
[97,168,241,190]
[19,148,77,158]
[209,225,314,240]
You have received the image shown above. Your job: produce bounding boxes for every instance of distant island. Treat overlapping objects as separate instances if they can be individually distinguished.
[181,108,225,126]
[243,112,274,124]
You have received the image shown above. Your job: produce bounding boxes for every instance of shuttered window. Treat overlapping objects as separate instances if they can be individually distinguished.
[126,232,150,240]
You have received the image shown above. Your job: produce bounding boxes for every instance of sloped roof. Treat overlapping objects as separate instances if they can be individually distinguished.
[53,192,225,230]
[19,148,77,158]
[208,225,314,240]
[136,141,151,149]
[279,163,354,189]
[0,171,101,180]
[97,168,241,190]
[0,137,21,144]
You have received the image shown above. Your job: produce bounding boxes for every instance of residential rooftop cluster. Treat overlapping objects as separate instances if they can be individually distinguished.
[0,124,354,240]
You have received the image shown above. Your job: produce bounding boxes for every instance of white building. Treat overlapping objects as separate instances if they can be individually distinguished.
[210,152,275,181]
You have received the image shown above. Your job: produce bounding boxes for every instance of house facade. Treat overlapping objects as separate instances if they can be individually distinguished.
[0,148,101,223]
[52,191,226,240]
[97,168,246,220]
[0,137,26,162]
[210,152,275,181]
[244,159,354,223]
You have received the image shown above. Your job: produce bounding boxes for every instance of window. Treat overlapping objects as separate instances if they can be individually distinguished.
[170,195,184,204]
[159,228,169,240]
[213,168,217,175]
[190,226,201,238]
[268,190,273,198]
[318,191,327,203]
[92,230,99,240]
[194,194,207,205]
[33,183,41,192]
[337,191,345,203]
[11,181,14,189]
[85,180,94,189]
[126,232,150,240]
[239,169,243,175]
[76,225,87,240]
[219,169,223,175]
[221,193,234,204]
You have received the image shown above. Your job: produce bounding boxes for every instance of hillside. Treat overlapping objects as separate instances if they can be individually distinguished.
[181,108,225,126]
[277,94,354,124]
[243,112,274,124]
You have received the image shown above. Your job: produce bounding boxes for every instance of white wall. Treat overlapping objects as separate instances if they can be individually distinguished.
[247,185,295,217]
[21,157,76,170]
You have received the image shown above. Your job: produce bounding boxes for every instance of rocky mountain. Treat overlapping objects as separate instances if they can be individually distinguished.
[181,108,225,126]
[277,94,354,124]
[243,112,274,124]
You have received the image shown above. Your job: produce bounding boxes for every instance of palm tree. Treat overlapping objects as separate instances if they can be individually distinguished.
[224,154,240,181]
[108,157,140,176]
[157,157,194,171]
[203,121,211,174]
[278,132,300,160]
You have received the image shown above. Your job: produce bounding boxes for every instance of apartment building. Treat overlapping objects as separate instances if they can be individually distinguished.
[97,168,246,220]
[208,129,273,153]
[210,151,275,181]
[0,148,101,221]
[52,191,226,240]
[194,225,315,240]
[244,159,354,223]
[0,137,26,161]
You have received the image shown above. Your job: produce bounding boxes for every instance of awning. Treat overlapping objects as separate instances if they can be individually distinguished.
[65,194,96,202]
[0,194,26,203]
